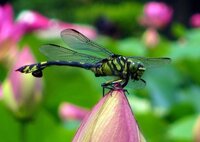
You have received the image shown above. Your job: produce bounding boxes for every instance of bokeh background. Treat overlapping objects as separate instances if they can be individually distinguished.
[0,0,200,142]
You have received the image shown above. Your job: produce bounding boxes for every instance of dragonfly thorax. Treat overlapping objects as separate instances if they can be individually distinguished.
[129,61,146,81]
[91,55,128,78]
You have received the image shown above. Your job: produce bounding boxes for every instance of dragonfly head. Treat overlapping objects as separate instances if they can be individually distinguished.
[129,62,146,80]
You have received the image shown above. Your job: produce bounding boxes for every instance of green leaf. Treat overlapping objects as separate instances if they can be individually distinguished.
[136,112,169,142]
[168,115,197,141]
[118,37,146,56]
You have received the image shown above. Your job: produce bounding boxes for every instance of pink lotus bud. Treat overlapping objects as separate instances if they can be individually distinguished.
[1,47,42,119]
[59,102,89,121]
[140,2,173,29]
[190,14,200,28]
[193,116,200,142]
[143,28,160,48]
[73,90,146,142]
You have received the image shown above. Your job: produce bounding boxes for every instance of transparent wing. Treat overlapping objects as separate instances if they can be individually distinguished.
[128,57,171,69]
[40,44,103,64]
[61,29,113,58]
[126,79,146,89]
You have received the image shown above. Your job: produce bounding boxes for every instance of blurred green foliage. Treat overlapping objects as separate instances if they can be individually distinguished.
[1,1,200,142]
[13,1,143,37]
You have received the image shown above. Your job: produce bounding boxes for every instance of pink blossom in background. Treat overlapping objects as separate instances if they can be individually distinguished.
[0,4,27,43]
[0,3,96,49]
[59,22,97,39]
[34,21,97,40]
[190,13,200,28]
[143,28,159,48]
[140,2,173,29]
[59,102,89,121]
[0,3,96,62]
[0,4,29,61]
[0,85,2,99]
[17,10,50,32]
[1,47,42,119]
[17,10,97,39]
[73,90,146,142]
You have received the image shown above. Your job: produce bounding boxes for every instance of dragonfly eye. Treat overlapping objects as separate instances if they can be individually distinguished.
[129,62,137,72]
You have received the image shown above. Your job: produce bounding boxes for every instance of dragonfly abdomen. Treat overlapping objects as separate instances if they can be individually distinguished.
[16,61,95,77]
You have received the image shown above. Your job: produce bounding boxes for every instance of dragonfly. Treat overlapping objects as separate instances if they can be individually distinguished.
[16,29,171,94]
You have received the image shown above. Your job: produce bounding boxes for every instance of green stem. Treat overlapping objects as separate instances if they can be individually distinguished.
[20,121,27,142]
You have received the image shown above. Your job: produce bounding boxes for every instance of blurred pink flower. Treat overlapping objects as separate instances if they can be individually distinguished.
[0,3,26,43]
[143,28,160,48]
[73,90,146,142]
[0,85,2,99]
[190,13,200,28]
[1,47,42,119]
[59,22,97,39]
[0,4,29,61]
[140,2,173,29]
[59,102,89,121]
[35,21,97,40]
[17,10,97,39]
[17,10,50,32]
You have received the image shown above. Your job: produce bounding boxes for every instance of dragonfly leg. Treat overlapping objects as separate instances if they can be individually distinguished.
[121,78,129,88]
[101,79,128,96]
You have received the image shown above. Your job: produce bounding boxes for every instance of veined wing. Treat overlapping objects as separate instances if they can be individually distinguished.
[40,44,103,64]
[60,29,114,58]
[127,79,146,89]
[128,57,171,69]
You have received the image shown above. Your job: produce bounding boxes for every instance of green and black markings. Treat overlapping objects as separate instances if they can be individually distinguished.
[16,29,171,94]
